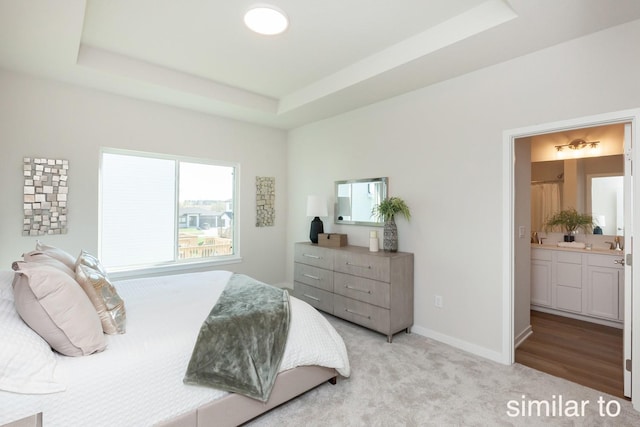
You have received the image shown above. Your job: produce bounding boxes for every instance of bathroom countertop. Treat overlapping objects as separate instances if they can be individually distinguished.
[531,243,624,255]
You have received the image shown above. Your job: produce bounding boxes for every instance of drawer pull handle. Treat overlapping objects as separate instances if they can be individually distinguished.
[303,294,320,301]
[345,285,371,294]
[303,253,321,259]
[303,273,320,280]
[345,308,371,319]
[346,262,371,269]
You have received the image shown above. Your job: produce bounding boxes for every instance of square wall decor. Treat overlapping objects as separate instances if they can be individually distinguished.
[23,157,69,236]
[256,176,275,227]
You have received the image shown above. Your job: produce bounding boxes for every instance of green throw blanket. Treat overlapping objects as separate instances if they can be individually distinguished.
[183,274,290,402]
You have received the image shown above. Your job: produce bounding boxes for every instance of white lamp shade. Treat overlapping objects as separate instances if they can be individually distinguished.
[595,215,606,227]
[306,195,328,217]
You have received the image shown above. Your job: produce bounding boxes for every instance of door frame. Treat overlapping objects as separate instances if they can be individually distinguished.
[502,108,640,410]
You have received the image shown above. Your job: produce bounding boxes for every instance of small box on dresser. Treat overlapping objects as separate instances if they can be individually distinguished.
[293,242,414,342]
[317,233,348,247]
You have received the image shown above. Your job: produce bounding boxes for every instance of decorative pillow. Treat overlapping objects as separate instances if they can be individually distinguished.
[75,250,108,277]
[12,262,106,357]
[21,250,75,278]
[35,240,77,272]
[76,264,126,335]
[0,277,65,394]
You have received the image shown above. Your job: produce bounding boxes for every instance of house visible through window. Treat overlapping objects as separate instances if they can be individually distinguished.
[100,149,236,270]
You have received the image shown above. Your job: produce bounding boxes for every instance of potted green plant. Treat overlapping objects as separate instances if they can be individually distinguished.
[544,208,593,242]
[372,197,411,252]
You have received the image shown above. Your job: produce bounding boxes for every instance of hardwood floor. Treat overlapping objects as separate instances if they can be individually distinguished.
[515,310,625,399]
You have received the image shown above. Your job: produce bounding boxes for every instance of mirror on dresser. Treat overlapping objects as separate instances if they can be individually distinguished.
[334,177,388,226]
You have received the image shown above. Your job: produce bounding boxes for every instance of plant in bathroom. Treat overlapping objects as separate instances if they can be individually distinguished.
[372,197,411,252]
[544,208,593,242]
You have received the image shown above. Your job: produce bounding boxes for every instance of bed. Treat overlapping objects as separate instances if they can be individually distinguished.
[0,266,350,427]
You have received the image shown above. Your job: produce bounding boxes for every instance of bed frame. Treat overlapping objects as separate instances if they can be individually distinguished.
[156,365,338,427]
[1,367,337,427]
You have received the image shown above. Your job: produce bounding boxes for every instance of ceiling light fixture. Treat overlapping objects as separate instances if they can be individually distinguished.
[244,6,289,35]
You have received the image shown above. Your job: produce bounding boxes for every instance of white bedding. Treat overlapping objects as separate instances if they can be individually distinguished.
[0,270,350,427]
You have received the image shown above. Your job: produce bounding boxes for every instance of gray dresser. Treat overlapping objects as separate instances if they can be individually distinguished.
[293,242,414,342]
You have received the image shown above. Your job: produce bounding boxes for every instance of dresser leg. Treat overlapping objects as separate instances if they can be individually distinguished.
[406,327,411,334]
[387,335,393,343]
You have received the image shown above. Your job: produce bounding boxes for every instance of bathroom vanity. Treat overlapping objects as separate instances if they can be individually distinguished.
[531,245,624,327]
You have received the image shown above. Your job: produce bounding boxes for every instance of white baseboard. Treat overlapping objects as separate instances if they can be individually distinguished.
[514,325,533,348]
[411,325,505,365]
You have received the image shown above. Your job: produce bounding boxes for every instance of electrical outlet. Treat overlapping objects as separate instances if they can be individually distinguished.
[435,295,443,308]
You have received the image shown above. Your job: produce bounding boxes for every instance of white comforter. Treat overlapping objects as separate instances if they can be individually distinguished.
[0,270,350,427]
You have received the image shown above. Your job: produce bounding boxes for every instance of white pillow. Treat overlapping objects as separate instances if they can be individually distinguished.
[0,295,65,394]
[0,271,15,302]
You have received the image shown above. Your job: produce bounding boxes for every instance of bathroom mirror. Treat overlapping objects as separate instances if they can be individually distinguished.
[531,155,624,235]
[334,177,388,226]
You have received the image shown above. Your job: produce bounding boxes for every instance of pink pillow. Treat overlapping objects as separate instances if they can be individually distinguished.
[35,240,77,271]
[21,250,75,278]
[12,262,106,357]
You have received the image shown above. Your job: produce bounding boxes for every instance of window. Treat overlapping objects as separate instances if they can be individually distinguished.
[100,149,237,271]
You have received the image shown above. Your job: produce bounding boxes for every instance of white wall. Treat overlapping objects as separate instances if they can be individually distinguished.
[0,70,289,285]
[286,19,640,360]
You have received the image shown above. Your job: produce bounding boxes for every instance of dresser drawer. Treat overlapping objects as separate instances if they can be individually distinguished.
[294,244,334,270]
[333,272,390,308]
[334,251,390,282]
[294,263,333,292]
[334,294,390,334]
[293,282,334,314]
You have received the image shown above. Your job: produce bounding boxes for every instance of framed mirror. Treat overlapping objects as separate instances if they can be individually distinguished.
[334,177,388,226]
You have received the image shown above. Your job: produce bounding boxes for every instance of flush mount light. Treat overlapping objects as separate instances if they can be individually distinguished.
[244,6,289,35]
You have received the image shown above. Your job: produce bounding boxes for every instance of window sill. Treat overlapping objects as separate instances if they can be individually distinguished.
[107,256,242,281]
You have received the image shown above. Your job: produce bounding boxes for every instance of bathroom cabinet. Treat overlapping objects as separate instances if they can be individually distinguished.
[531,247,624,326]
[293,242,414,342]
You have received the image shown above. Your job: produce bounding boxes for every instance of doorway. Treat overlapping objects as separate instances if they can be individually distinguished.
[502,109,640,410]
[516,124,626,397]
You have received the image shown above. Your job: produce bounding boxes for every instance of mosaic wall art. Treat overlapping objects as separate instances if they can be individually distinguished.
[23,157,69,236]
[256,176,275,227]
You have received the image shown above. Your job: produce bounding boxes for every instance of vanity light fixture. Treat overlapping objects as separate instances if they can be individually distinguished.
[244,6,289,35]
[555,138,600,152]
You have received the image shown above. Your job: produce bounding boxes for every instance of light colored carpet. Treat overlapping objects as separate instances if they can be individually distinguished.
[247,315,640,426]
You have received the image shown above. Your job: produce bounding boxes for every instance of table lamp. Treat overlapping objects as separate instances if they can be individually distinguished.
[306,195,328,243]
